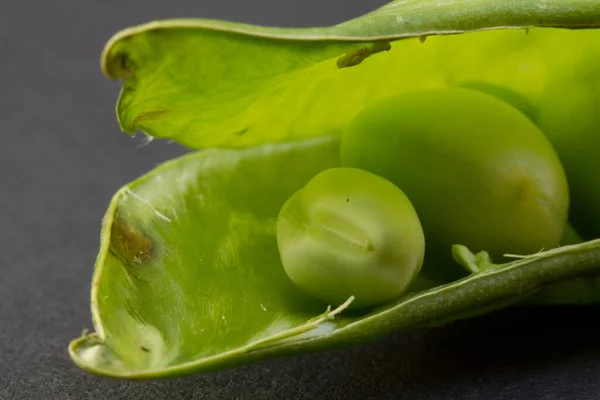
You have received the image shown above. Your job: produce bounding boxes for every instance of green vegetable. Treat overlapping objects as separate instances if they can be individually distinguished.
[277,167,425,309]
[68,137,600,379]
[101,5,600,150]
[69,0,600,380]
[538,57,600,241]
[340,87,569,280]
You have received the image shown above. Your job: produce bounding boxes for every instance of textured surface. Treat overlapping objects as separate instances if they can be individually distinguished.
[2,0,600,399]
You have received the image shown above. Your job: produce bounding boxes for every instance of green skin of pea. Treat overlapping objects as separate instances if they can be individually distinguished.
[457,81,587,245]
[340,87,569,282]
[538,68,600,241]
[277,167,426,310]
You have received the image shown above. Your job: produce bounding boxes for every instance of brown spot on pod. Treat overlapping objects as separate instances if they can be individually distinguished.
[133,109,169,125]
[109,217,154,268]
[110,52,134,78]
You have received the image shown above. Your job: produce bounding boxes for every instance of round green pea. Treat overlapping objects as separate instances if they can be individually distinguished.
[340,87,569,278]
[276,167,425,310]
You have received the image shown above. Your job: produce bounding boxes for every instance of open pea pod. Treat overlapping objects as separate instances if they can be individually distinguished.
[70,137,600,378]
[70,0,600,379]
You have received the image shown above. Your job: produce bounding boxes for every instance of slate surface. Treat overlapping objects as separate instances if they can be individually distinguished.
[2,1,600,399]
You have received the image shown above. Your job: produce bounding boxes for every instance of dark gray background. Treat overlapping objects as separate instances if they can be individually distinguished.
[2,1,600,399]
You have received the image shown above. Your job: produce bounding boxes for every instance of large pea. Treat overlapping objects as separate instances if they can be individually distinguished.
[538,65,600,240]
[276,167,425,309]
[341,87,569,280]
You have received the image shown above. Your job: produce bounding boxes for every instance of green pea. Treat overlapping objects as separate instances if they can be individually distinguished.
[276,167,425,309]
[340,87,569,279]
[538,66,600,240]
[455,82,589,251]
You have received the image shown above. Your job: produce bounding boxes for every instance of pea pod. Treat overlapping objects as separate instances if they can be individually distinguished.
[101,2,600,149]
[71,0,600,379]
[69,137,600,378]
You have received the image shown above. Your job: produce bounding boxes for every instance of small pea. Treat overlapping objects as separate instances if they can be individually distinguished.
[276,167,425,310]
